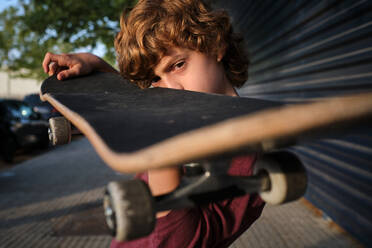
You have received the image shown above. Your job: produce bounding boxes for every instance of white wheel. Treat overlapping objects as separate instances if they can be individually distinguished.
[254,152,307,205]
[48,117,71,145]
[104,179,155,241]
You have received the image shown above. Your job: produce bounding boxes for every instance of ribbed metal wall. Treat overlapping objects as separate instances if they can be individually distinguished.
[213,0,372,246]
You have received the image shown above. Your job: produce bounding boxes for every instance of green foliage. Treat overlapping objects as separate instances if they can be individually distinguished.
[0,0,137,80]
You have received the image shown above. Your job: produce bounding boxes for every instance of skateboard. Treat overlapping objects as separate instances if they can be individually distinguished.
[40,72,372,241]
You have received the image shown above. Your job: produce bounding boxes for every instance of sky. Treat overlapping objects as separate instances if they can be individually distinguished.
[0,0,18,12]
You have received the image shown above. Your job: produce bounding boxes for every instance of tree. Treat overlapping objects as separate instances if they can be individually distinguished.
[0,0,137,80]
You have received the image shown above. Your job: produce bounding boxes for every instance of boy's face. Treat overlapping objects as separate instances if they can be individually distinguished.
[151,47,237,96]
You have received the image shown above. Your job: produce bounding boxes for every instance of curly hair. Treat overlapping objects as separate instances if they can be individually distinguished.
[115,0,249,89]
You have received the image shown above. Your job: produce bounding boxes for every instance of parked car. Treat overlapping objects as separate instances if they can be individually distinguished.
[0,99,49,162]
[23,93,59,120]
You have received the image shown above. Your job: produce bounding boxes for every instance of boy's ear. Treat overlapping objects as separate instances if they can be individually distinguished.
[217,46,227,62]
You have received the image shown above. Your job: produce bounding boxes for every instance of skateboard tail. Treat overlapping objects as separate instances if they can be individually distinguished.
[41,91,372,174]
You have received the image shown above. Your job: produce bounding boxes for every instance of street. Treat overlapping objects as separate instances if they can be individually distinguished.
[0,138,362,248]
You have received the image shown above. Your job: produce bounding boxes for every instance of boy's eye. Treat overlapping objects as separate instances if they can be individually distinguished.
[151,76,161,83]
[174,61,185,69]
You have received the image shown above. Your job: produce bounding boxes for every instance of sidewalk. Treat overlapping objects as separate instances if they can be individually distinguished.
[0,138,362,248]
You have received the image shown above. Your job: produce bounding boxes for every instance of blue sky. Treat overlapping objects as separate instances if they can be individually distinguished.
[0,0,18,12]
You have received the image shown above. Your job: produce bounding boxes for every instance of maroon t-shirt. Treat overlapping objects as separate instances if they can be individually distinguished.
[111,155,264,248]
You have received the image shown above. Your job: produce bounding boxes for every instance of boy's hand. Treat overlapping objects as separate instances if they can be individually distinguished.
[42,52,118,80]
[42,52,97,80]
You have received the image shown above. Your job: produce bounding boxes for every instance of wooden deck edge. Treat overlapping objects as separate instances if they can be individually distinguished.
[40,92,372,174]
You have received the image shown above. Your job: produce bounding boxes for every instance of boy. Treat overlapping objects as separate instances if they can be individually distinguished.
[42,0,264,247]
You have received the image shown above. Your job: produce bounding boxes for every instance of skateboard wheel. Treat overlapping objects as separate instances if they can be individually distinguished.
[104,179,155,241]
[254,152,307,205]
[48,117,71,145]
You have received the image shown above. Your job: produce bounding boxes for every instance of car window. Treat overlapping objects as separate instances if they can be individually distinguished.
[24,94,52,108]
[24,95,40,105]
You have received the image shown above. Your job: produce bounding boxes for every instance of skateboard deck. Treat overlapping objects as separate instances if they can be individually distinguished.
[40,72,372,173]
[40,72,372,241]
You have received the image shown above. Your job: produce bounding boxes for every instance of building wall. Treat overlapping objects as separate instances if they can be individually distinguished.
[0,71,40,99]
[213,0,372,246]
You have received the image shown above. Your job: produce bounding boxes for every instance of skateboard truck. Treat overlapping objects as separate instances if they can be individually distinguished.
[103,151,307,241]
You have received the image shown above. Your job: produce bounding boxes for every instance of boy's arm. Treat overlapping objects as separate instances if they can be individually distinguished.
[42,52,118,80]
[148,167,181,218]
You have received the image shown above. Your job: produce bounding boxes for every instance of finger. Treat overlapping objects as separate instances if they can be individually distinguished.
[42,52,56,73]
[43,52,71,73]
[48,62,57,76]
[49,63,68,76]
[57,65,82,80]
[54,66,69,79]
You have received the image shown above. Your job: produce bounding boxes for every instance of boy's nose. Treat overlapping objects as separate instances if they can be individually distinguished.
[162,77,184,90]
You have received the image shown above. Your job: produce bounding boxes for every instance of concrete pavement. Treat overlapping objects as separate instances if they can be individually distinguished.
[0,138,362,247]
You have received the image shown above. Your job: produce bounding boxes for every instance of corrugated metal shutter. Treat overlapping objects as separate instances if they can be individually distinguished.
[213,0,372,246]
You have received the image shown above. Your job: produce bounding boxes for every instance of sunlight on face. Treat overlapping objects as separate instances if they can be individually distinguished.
[152,47,237,96]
